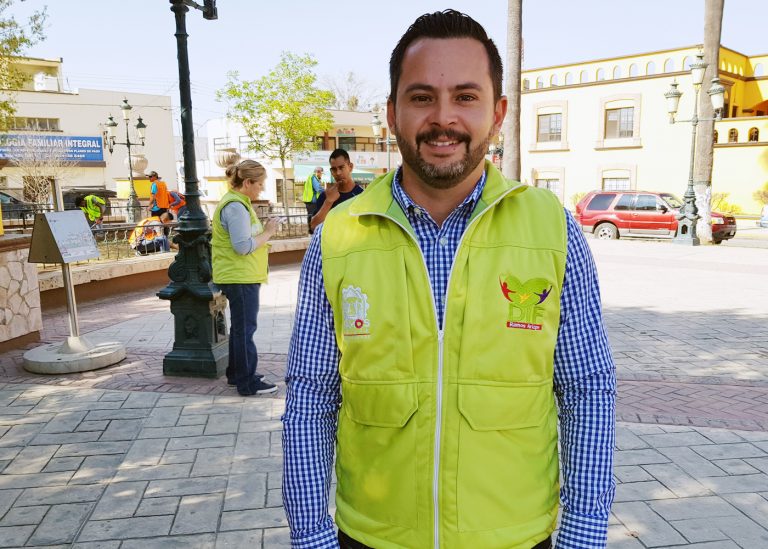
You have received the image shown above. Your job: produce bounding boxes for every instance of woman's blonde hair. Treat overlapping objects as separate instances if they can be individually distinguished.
[225,159,266,188]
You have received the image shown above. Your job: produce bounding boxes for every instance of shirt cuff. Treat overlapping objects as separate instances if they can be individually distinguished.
[556,510,609,549]
[290,525,338,549]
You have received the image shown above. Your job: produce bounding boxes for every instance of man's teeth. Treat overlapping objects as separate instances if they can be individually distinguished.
[428,141,458,147]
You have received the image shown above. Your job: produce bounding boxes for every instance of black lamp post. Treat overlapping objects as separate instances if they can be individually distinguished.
[158,0,228,378]
[103,100,146,223]
[664,52,725,246]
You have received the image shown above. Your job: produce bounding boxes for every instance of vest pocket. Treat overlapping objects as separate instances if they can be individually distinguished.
[455,382,558,533]
[337,381,419,528]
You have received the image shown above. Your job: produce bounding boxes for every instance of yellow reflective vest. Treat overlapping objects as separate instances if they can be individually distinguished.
[211,190,268,284]
[321,162,566,549]
[80,195,105,222]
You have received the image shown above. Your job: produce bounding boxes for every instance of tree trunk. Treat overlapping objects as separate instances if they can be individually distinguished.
[280,156,289,211]
[694,0,724,242]
[501,0,522,181]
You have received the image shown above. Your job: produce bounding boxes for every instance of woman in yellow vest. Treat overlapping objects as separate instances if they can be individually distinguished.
[212,160,280,395]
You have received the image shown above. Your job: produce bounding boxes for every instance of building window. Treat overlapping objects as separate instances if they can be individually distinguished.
[629,63,639,77]
[550,74,559,86]
[683,56,693,71]
[749,127,759,142]
[646,61,656,75]
[213,137,231,151]
[605,107,634,139]
[535,178,561,198]
[612,66,622,79]
[238,136,254,155]
[564,72,573,85]
[596,68,606,81]
[728,128,738,143]
[603,178,630,191]
[663,58,675,73]
[579,70,589,83]
[522,78,530,90]
[537,113,562,142]
[10,117,60,132]
[536,76,544,89]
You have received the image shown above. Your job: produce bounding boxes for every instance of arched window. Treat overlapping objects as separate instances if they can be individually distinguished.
[550,74,559,86]
[721,61,726,70]
[728,128,738,143]
[713,130,718,144]
[755,63,765,77]
[629,63,639,77]
[683,56,693,71]
[749,127,759,142]
[613,66,622,79]
[579,70,589,83]
[663,58,675,73]
[596,68,606,81]
[536,76,544,89]
[646,61,656,75]
[522,78,530,90]
[565,72,574,85]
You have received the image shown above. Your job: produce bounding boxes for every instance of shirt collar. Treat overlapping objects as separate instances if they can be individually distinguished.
[391,168,487,219]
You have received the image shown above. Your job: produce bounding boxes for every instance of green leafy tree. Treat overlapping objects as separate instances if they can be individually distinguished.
[0,0,47,130]
[217,52,334,209]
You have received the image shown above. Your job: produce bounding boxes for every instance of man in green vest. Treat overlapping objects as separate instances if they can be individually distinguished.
[302,166,324,233]
[77,194,106,229]
[283,10,616,549]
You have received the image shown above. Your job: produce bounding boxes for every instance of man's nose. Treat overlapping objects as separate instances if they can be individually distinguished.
[427,97,458,127]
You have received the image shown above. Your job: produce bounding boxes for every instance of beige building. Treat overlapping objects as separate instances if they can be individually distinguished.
[520,45,768,214]
[1,57,177,200]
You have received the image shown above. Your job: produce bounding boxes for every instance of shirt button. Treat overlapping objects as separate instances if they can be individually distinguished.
[438,237,448,246]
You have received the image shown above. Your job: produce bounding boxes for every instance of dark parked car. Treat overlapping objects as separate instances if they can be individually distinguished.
[0,187,117,222]
[575,190,737,244]
[0,190,40,221]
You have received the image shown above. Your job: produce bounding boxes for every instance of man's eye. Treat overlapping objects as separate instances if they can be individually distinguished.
[457,94,476,102]
[412,95,431,103]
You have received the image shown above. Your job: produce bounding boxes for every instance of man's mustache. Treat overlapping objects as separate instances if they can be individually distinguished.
[416,129,471,147]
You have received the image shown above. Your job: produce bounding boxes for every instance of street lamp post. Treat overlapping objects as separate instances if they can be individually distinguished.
[103,100,146,223]
[158,0,228,378]
[370,110,395,171]
[664,52,725,246]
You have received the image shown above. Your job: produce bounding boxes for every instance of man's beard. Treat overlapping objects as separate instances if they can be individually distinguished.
[396,127,492,190]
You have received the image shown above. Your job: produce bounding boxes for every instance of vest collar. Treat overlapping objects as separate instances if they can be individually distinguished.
[348,160,528,223]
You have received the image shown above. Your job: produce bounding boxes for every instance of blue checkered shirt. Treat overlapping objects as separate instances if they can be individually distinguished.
[283,170,616,548]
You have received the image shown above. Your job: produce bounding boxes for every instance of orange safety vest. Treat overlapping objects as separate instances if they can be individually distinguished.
[152,180,170,209]
[129,216,164,248]
[169,191,186,214]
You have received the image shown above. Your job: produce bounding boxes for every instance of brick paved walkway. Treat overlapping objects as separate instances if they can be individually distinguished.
[0,241,767,547]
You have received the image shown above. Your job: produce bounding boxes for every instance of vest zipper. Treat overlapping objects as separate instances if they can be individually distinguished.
[356,184,522,549]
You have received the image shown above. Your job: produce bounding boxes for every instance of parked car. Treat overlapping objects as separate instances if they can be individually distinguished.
[0,190,40,221]
[760,205,768,228]
[575,190,737,244]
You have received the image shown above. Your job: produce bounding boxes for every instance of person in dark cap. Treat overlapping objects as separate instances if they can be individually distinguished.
[147,170,170,217]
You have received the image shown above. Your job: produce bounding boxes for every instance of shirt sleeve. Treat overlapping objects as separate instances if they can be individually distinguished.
[150,183,158,195]
[312,176,323,194]
[553,210,616,549]
[282,227,341,548]
[220,202,256,255]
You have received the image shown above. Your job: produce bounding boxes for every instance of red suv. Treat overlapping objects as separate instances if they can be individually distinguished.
[575,190,737,244]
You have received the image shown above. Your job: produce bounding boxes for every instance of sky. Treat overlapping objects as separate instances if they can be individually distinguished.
[13,0,768,135]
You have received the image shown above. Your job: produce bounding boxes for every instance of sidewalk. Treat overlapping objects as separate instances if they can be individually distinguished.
[0,242,767,547]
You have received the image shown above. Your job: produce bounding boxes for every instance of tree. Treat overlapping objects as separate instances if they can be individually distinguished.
[0,0,47,131]
[6,138,77,203]
[693,0,724,242]
[501,0,522,181]
[753,183,768,205]
[322,71,381,112]
[217,52,334,209]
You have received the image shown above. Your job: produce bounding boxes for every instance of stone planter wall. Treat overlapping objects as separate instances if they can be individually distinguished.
[0,235,42,348]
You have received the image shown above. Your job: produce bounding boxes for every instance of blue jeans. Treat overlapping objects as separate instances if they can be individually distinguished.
[219,283,262,395]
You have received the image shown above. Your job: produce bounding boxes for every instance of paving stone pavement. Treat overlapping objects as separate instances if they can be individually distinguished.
[0,240,766,547]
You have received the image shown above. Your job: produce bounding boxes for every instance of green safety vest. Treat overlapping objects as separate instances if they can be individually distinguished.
[211,190,268,284]
[303,174,319,203]
[81,195,105,222]
[321,162,566,549]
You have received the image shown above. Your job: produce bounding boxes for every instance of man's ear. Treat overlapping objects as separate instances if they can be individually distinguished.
[493,95,508,135]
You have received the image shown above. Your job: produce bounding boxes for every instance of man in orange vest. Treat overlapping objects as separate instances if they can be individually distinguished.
[147,171,170,217]
[169,190,186,218]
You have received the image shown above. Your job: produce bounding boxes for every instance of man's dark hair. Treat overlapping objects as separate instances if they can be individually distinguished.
[329,148,350,163]
[76,195,85,206]
[389,9,503,103]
